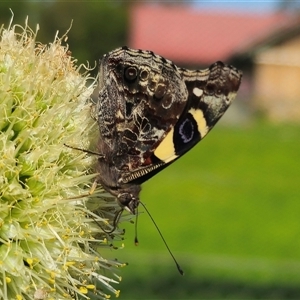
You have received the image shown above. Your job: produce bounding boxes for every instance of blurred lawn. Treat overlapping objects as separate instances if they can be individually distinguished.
[103,121,300,299]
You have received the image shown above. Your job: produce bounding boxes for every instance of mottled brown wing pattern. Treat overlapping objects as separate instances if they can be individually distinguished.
[96,47,187,170]
[95,46,242,214]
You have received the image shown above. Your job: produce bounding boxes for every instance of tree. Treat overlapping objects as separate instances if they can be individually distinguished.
[0,1,129,72]
[277,0,300,11]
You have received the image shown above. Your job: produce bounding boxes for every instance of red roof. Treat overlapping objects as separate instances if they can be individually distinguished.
[129,5,295,65]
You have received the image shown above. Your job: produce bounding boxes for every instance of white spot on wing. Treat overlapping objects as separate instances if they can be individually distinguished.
[193,87,203,97]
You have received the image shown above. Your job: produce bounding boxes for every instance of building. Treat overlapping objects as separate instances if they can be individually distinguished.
[129,4,300,122]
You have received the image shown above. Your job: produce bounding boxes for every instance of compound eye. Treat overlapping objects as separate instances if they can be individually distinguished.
[117,193,138,215]
[124,66,138,81]
[118,193,132,206]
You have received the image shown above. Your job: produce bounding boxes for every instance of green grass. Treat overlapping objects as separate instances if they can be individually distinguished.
[103,121,300,299]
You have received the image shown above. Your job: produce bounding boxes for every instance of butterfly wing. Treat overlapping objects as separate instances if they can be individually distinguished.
[96,47,242,186]
[96,47,187,172]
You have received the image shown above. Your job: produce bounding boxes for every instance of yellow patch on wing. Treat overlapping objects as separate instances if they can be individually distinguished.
[154,108,208,163]
[189,108,208,138]
[154,127,178,163]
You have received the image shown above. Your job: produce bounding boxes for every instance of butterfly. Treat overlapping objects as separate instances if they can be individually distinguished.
[94,46,242,217]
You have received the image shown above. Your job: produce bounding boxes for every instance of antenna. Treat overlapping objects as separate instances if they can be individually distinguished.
[134,206,139,246]
[64,143,183,274]
[138,201,184,276]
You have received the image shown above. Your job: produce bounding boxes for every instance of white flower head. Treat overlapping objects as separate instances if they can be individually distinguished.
[0,20,126,300]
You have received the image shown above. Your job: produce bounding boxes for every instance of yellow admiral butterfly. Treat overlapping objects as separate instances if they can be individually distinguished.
[94,46,242,216]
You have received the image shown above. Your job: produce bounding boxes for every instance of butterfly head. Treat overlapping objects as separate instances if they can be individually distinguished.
[116,185,141,215]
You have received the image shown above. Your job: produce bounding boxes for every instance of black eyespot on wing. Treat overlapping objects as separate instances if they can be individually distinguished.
[173,113,200,156]
[124,66,138,82]
[179,118,194,143]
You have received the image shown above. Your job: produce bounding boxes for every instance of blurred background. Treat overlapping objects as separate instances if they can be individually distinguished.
[1,1,300,299]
